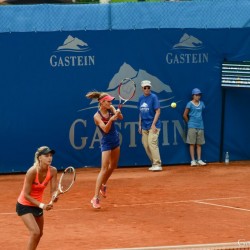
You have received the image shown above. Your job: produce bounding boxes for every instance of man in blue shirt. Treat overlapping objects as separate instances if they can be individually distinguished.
[138,80,162,171]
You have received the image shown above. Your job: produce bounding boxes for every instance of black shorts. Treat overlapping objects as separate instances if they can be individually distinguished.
[16,202,43,217]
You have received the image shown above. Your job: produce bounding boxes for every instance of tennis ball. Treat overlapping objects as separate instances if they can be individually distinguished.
[171,102,177,108]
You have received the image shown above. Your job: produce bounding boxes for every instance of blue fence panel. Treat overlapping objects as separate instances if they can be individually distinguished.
[223,88,250,161]
[0,1,250,33]
[0,4,111,32]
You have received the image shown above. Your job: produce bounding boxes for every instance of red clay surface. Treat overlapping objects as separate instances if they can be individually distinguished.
[1,162,250,250]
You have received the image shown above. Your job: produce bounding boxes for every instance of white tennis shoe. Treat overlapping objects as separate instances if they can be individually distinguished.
[148,165,162,171]
[191,160,198,166]
[197,160,207,166]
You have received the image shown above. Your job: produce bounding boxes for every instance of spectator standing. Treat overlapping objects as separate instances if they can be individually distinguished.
[183,88,206,166]
[138,80,162,171]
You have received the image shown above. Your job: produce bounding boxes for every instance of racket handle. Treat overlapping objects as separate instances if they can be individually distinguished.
[49,190,59,205]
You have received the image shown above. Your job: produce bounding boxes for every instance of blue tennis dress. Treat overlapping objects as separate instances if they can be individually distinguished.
[98,110,120,152]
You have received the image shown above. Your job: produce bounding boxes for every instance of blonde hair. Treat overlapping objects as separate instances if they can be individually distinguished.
[33,146,49,169]
[85,91,109,101]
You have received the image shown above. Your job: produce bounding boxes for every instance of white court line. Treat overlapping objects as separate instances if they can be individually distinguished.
[1,196,249,215]
[194,196,248,201]
[194,200,250,212]
[0,207,83,215]
[103,241,248,250]
[0,212,16,215]
[112,196,248,208]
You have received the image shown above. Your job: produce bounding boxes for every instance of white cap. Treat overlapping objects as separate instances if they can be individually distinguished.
[141,80,152,87]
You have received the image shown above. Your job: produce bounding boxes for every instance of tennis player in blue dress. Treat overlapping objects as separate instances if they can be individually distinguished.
[86,91,123,209]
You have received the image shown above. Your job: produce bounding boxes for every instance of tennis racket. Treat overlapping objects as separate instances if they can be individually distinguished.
[117,78,136,109]
[49,166,76,205]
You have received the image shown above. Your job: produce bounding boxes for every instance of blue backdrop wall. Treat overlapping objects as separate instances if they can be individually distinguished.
[0,2,250,173]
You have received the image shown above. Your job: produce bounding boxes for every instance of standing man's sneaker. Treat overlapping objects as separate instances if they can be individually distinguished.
[197,160,207,166]
[149,165,162,171]
[148,166,155,171]
[191,160,198,166]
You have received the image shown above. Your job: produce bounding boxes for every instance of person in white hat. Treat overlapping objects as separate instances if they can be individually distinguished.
[138,80,162,171]
[183,88,206,166]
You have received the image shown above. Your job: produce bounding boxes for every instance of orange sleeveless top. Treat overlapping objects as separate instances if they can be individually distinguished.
[18,167,52,206]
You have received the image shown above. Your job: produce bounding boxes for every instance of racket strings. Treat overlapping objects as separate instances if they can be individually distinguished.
[60,168,75,193]
[119,80,136,100]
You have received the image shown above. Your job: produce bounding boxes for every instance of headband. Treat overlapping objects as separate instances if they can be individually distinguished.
[99,95,115,102]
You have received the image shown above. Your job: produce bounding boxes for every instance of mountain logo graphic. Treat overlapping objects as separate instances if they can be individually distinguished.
[79,63,179,112]
[140,102,150,113]
[173,33,204,50]
[55,35,91,52]
[141,102,148,108]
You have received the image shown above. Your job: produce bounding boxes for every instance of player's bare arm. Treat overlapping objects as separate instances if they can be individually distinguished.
[94,112,118,134]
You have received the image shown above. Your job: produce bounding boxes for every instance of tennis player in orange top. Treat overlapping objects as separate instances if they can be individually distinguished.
[16,146,58,250]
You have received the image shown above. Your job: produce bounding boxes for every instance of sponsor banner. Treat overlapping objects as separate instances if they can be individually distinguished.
[0,29,250,173]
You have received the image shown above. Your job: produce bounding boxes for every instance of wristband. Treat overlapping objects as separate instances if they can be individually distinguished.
[39,203,45,209]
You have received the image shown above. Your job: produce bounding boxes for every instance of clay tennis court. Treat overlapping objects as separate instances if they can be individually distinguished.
[1,162,250,250]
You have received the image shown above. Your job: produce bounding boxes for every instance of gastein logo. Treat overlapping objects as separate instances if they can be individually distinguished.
[166,33,208,64]
[50,35,95,67]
